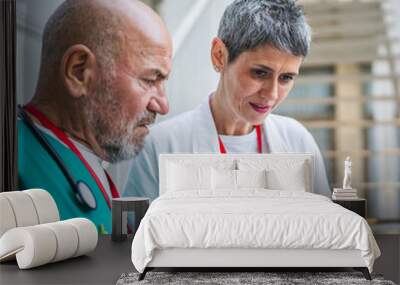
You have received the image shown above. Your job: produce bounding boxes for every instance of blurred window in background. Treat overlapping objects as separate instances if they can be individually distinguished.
[276,0,400,224]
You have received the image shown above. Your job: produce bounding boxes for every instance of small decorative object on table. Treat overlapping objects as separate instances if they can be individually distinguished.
[332,156,358,200]
[112,197,149,242]
[332,157,366,217]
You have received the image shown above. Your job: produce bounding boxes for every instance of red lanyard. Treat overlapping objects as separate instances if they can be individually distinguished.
[24,104,119,209]
[218,125,263,154]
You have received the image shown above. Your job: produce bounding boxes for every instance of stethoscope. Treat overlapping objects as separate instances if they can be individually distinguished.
[18,105,97,210]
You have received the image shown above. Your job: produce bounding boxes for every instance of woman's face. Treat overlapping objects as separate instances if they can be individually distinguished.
[220,45,303,125]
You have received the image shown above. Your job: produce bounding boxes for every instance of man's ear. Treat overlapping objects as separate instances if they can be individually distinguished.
[210,37,229,72]
[61,44,97,98]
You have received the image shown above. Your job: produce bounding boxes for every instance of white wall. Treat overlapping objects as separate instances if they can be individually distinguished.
[157,0,233,122]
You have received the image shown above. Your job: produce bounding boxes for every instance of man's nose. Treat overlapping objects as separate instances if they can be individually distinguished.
[147,88,169,115]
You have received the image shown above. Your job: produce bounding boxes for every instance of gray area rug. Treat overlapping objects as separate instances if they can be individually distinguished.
[116,272,396,285]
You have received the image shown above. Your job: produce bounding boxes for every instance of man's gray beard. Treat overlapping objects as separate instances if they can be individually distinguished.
[99,110,150,163]
[84,82,150,163]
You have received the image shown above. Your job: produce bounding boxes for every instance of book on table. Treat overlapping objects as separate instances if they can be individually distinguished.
[332,188,359,200]
[332,194,358,200]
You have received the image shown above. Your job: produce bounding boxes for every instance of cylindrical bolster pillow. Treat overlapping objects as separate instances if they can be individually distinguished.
[0,192,39,227]
[63,218,98,257]
[42,221,79,263]
[0,218,98,269]
[0,226,57,269]
[24,189,59,224]
[0,196,17,237]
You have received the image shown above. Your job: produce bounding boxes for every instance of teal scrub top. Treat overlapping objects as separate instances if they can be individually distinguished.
[18,120,112,233]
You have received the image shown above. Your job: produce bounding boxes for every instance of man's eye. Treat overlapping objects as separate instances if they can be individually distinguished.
[142,78,156,86]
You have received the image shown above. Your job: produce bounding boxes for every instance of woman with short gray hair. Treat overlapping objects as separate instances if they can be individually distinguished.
[124,0,330,200]
[218,0,311,63]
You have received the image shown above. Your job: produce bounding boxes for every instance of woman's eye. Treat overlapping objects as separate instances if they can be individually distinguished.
[251,69,268,78]
[280,74,294,83]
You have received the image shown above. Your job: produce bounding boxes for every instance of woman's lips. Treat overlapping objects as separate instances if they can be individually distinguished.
[249,102,272,113]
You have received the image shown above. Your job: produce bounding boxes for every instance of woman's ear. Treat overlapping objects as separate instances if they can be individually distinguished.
[211,37,229,72]
[61,44,97,98]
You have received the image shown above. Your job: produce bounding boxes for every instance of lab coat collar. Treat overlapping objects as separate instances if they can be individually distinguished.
[264,115,288,153]
[192,96,220,153]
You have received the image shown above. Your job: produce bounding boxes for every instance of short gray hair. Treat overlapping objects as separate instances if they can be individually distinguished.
[218,0,311,63]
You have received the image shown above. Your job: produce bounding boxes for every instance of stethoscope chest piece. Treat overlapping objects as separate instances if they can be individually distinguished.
[75,181,97,210]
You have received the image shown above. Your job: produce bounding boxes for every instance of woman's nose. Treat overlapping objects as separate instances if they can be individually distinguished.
[260,79,279,101]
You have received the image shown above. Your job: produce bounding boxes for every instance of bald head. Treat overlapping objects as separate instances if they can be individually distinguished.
[100,0,171,48]
[38,0,171,83]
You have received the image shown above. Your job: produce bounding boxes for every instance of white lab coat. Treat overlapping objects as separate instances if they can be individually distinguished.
[123,97,331,200]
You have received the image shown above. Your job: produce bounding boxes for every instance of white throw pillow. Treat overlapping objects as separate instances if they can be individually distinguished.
[212,168,237,191]
[167,162,212,192]
[236,169,268,189]
[237,159,309,192]
[266,166,307,191]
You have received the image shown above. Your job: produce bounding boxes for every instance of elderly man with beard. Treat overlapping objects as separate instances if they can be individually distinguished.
[17,0,172,233]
